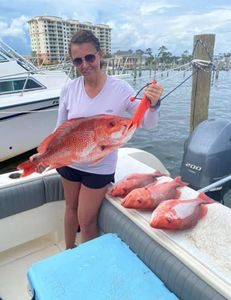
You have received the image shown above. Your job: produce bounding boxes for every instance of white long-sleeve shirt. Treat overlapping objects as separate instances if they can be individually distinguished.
[56,75,160,174]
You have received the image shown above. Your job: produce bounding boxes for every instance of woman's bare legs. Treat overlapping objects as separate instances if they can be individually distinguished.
[61,177,81,249]
[78,184,108,243]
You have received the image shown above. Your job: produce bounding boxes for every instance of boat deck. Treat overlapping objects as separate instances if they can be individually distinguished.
[0,148,230,300]
[0,234,81,300]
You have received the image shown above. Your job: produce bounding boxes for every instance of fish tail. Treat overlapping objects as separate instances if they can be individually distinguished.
[197,192,215,204]
[174,176,188,187]
[131,95,150,128]
[17,160,36,177]
[131,80,157,127]
[153,170,167,177]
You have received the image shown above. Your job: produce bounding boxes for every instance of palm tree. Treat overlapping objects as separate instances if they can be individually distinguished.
[145,48,154,66]
[157,45,173,64]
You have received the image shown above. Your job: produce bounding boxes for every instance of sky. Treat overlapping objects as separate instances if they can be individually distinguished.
[0,0,231,56]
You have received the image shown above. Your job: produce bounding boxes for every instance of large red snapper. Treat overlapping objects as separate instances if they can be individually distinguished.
[17,115,136,177]
[150,193,215,230]
[17,85,155,177]
[108,170,165,198]
[121,176,188,210]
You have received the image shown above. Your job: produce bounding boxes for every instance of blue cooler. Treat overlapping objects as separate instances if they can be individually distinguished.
[27,233,178,300]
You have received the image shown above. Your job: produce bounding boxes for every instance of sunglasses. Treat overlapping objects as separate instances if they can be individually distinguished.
[72,51,98,67]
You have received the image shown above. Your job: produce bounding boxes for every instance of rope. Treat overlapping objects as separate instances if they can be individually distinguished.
[128,62,192,82]
[192,59,212,66]
[191,59,215,73]
[191,39,216,72]
[157,65,192,83]
[160,70,197,102]
[192,39,213,61]
[131,38,216,102]
[132,66,195,101]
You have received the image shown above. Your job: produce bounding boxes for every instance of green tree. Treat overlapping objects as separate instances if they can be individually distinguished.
[180,50,192,64]
[157,45,173,63]
[145,48,154,66]
[135,49,144,56]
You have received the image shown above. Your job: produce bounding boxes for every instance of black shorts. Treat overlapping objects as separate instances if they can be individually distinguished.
[56,166,115,189]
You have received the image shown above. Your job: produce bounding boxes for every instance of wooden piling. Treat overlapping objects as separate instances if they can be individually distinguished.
[138,55,142,77]
[190,34,215,133]
[133,59,137,79]
[215,61,223,80]
[112,59,115,75]
[149,62,152,77]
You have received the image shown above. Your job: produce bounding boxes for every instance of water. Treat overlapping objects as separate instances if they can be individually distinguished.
[127,69,231,207]
[126,70,231,177]
[1,70,231,178]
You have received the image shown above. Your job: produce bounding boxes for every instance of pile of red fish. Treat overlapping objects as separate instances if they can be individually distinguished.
[107,171,214,230]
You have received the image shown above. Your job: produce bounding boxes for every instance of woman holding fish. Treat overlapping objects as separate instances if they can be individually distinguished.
[43,30,164,248]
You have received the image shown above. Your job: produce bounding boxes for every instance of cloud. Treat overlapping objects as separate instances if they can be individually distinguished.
[140,2,179,15]
[0,15,29,39]
[110,4,231,54]
[165,7,231,52]
[0,1,231,55]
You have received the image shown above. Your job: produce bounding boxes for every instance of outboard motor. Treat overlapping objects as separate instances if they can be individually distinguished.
[180,119,231,203]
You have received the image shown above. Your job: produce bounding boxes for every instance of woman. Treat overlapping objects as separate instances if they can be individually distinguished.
[56,30,163,249]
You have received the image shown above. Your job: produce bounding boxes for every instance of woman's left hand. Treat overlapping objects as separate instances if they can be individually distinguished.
[144,82,164,107]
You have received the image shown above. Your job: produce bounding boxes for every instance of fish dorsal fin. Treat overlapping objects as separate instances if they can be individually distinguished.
[37,133,58,154]
[37,118,79,154]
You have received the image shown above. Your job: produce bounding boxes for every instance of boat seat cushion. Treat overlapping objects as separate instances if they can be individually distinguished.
[0,178,45,219]
[0,173,64,219]
[43,173,64,203]
[98,200,226,300]
[27,233,178,300]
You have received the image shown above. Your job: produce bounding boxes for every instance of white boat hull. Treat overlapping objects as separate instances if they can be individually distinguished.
[0,105,58,162]
[0,40,69,162]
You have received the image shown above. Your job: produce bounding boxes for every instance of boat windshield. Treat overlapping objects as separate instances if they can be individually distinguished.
[0,78,45,94]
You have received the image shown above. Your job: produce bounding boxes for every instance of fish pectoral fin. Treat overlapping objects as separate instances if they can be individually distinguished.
[100,143,122,151]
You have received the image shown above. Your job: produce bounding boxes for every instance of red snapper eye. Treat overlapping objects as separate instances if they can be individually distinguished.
[166,217,172,224]
[109,121,115,127]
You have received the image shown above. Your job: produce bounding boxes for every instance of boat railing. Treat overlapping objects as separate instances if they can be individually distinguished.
[20,72,30,96]
[0,39,38,73]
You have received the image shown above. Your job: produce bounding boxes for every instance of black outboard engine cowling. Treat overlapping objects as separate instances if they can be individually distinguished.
[180,119,231,202]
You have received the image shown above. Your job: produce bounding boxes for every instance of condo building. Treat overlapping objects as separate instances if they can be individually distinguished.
[28,16,112,64]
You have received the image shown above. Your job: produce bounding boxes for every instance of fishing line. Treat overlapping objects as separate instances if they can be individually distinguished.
[131,38,216,103]
[131,70,197,102]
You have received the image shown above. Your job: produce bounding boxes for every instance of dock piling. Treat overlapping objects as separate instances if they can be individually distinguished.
[190,34,215,133]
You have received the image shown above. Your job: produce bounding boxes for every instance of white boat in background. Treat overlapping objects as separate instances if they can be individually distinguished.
[0,147,230,300]
[0,40,70,162]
